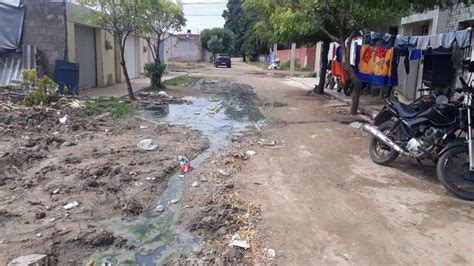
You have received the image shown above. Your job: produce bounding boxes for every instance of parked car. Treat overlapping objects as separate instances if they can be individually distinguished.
[214,53,231,68]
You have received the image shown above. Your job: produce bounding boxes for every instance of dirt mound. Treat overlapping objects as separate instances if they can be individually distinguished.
[0,99,209,265]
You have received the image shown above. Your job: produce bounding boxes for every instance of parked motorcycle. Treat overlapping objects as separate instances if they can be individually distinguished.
[362,72,474,200]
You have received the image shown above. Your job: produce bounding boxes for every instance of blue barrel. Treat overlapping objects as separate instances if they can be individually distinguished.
[54,60,79,95]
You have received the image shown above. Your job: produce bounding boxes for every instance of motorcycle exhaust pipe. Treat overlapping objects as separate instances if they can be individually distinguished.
[362,124,410,156]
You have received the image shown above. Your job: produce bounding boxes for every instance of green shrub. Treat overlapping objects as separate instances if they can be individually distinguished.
[20,69,59,106]
[144,62,167,89]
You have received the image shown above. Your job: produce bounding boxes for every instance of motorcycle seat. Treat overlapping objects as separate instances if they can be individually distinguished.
[387,97,420,118]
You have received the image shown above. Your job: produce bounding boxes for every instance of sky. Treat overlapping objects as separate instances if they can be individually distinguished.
[180,0,227,34]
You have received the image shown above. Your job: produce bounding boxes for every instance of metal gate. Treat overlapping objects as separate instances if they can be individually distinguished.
[125,36,137,79]
[75,25,97,88]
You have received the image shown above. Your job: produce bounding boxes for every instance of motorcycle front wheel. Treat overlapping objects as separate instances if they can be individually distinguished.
[437,146,474,201]
[369,120,400,165]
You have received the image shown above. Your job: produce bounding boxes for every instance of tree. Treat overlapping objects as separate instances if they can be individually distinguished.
[295,0,459,114]
[243,0,331,94]
[222,0,267,62]
[140,0,186,88]
[200,28,235,56]
[80,0,142,100]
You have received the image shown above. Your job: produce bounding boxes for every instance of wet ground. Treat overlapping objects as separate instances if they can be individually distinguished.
[90,81,264,265]
[181,60,474,265]
[2,60,473,265]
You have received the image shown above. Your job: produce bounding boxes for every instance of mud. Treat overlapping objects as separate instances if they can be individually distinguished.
[0,97,209,265]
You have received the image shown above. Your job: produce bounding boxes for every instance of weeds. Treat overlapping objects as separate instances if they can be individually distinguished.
[143,75,192,91]
[72,99,131,117]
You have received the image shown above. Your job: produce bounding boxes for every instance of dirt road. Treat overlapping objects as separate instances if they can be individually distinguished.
[187,60,474,265]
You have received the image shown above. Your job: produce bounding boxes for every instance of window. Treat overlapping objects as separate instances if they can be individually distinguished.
[459,20,474,30]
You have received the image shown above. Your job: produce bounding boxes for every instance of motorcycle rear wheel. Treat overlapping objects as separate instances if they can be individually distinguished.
[369,121,399,165]
[437,146,474,201]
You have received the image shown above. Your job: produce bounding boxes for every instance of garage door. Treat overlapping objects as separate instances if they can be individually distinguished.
[125,37,137,79]
[75,25,97,88]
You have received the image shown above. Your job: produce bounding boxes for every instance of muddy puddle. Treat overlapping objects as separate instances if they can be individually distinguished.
[90,82,263,265]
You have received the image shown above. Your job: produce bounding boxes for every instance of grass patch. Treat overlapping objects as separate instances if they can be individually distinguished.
[167,61,209,71]
[163,75,192,86]
[72,99,131,117]
[143,75,192,92]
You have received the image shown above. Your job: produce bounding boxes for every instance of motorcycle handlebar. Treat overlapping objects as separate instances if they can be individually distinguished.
[460,76,467,86]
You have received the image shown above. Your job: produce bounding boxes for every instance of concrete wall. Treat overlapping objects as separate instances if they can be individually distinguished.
[66,3,117,87]
[22,0,67,77]
[398,4,474,99]
[168,35,202,62]
[446,3,474,32]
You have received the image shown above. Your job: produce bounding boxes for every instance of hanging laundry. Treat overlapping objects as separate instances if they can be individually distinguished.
[410,49,422,60]
[455,28,472,49]
[416,36,430,50]
[395,35,418,49]
[355,45,398,86]
[441,32,456,48]
[429,34,443,49]
[331,46,349,82]
[367,32,395,48]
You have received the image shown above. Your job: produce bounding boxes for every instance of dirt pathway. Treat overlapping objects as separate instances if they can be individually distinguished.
[189,60,474,265]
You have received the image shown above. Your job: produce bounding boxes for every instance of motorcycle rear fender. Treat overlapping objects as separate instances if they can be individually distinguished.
[437,140,466,158]
[374,107,395,126]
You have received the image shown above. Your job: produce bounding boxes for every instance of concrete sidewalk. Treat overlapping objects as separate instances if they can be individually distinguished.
[81,72,183,98]
[284,76,384,117]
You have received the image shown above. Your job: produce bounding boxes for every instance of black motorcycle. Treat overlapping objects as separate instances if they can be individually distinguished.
[363,73,474,200]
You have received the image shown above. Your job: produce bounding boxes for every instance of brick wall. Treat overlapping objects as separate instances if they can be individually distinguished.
[22,0,67,77]
[277,47,316,68]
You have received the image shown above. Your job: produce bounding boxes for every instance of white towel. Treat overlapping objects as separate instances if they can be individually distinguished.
[416,36,430,50]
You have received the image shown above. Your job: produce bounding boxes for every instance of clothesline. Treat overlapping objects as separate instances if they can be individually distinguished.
[366,27,472,50]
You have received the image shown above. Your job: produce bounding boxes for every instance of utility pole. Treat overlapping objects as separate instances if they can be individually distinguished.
[290,43,296,75]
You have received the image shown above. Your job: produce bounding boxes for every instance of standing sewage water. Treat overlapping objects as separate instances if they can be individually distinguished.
[90,83,264,265]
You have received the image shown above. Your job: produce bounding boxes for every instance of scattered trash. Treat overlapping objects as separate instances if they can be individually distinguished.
[52,188,60,194]
[258,139,276,146]
[140,125,149,129]
[245,150,256,157]
[155,205,165,212]
[193,112,201,115]
[192,244,203,255]
[192,181,198,187]
[145,177,155,181]
[266,248,276,258]
[218,169,230,177]
[8,254,49,266]
[170,198,179,204]
[36,233,42,238]
[137,139,158,151]
[324,128,333,133]
[52,131,59,135]
[158,91,170,98]
[49,218,56,222]
[178,156,193,174]
[350,122,363,129]
[228,234,250,249]
[59,115,68,124]
[254,120,267,131]
[63,201,79,210]
[69,99,86,109]
[208,102,223,115]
